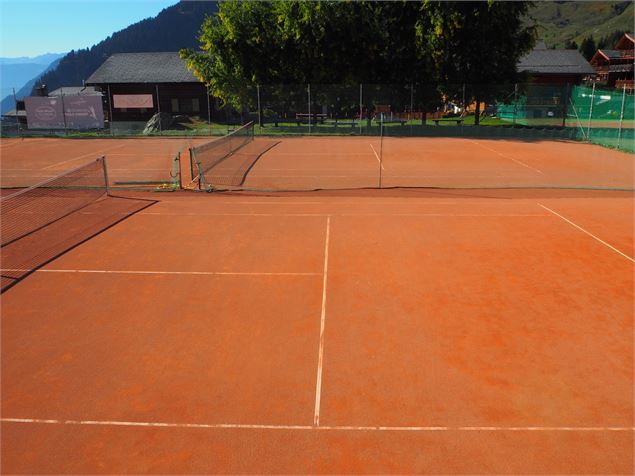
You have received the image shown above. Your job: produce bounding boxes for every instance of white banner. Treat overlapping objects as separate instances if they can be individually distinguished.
[25,97,65,129]
[63,96,104,129]
[113,94,154,108]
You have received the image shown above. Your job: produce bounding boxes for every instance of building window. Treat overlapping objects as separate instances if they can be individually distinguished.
[171,98,179,113]
[192,98,200,112]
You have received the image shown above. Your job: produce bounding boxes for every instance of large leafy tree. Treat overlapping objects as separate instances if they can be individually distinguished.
[182,0,535,122]
[181,1,433,109]
[417,0,535,124]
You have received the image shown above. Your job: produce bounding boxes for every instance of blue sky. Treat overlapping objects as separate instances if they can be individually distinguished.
[0,0,177,58]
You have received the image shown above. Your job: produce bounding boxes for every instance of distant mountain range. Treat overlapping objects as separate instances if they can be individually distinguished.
[1,0,630,117]
[0,53,65,66]
[0,54,65,113]
[1,1,217,114]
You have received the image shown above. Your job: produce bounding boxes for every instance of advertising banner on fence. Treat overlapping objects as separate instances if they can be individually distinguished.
[25,96,65,129]
[63,96,104,129]
[25,96,104,129]
[113,94,154,108]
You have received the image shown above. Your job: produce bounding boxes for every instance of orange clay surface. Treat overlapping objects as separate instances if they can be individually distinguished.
[0,136,209,188]
[239,136,634,191]
[1,187,633,474]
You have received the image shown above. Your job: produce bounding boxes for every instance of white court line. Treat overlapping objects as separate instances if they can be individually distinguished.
[2,418,632,432]
[369,144,385,170]
[538,203,634,263]
[133,212,550,217]
[314,216,331,426]
[42,143,127,170]
[1,269,321,276]
[469,140,544,174]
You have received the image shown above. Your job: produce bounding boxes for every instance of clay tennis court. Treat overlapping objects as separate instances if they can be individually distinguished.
[1,134,633,474]
[0,136,210,189]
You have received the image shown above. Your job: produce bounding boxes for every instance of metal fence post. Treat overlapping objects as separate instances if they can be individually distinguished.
[107,85,114,136]
[378,115,383,188]
[101,155,110,194]
[409,83,414,134]
[617,84,626,150]
[513,83,518,125]
[12,87,22,137]
[359,83,363,135]
[206,85,211,136]
[308,83,311,135]
[155,84,161,135]
[587,81,595,139]
[60,87,68,136]
[257,84,262,131]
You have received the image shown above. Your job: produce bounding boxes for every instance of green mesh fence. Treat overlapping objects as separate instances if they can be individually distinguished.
[567,84,634,153]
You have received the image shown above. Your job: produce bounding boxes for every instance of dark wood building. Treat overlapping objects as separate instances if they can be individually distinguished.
[590,33,634,90]
[517,42,595,85]
[85,52,209,124]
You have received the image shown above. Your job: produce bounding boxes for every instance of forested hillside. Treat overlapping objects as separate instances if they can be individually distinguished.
[33,1,217,94]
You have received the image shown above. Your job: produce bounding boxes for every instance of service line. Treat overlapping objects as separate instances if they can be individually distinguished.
[0,269,321,276]
[469,140,543,174]
[42,143,128,170]
[2,418,632,432]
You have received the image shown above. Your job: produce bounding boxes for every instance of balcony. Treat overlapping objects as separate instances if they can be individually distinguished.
[615,79,635,90]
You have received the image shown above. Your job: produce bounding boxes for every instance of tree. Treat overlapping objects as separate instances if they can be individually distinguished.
[598,30,626,50]
[579,36,596,60]
[564,39,578,50]
[181,0,535,123]
[181,1,433,110]
[417,0,536,125]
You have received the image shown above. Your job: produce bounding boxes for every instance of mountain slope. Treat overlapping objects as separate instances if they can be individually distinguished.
[530,1,633,48]
[0,57,63,114]
[0,53,65,66]
[34,1,217,94]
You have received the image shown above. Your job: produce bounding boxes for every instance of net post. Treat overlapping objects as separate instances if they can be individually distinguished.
[195,160,206,191]
[586,81,595,139]
[189,147,196,182]
[617,84,626,149]
[174,152,182,190]
[100,155,110,195]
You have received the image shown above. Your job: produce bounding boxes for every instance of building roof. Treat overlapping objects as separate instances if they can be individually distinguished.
[85,52,200,85]
[49,86,101,96]
[598,49,622,59]
[615,33,634,50]
[518,48,595,75]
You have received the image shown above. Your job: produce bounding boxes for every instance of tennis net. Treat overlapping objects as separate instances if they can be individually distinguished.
[189,122,255,188]
[0,157,109,246]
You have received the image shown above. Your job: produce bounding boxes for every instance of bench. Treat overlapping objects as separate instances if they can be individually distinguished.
[433,119,463,126]
[295,113,326,125]
[375,119,407,126]
[323,119,357,128]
